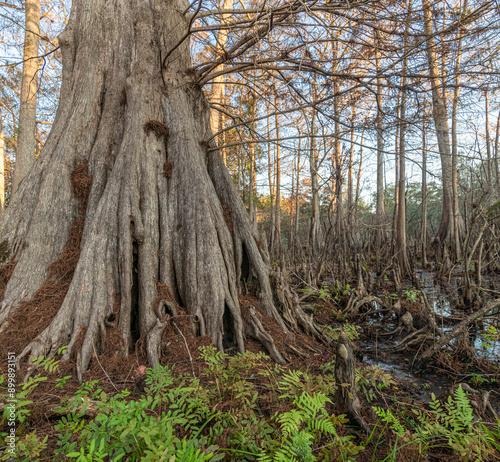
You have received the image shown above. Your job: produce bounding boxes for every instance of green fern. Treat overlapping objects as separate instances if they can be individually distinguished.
[412,385,490,461]
[373,407,405,436]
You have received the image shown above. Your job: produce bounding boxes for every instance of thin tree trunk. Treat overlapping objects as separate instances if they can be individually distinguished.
[209,0,233,162]
[422,0,463,254]
[355,127,365,216]
[267,100,275,250]
[272,95,282,257]
[485,89,492,204]
[0,111,4,213]
[348,107,355,228]
[309,108,321,255]
[11,0,40,196]
[495,110,500,192]
[249,142,257,231]
[392,94,401,255]
[293,132,301,250]
[451,0,467,259]
[396,16,410,275]
[248,97,257,231]
[422,115,428,267]
[375,30,386,248]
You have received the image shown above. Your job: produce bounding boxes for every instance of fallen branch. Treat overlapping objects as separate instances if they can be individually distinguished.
[418,298,500,362]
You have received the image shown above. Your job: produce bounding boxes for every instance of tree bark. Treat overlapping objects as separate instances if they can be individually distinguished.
[374,31,386,249]
[395,8,411,276]
[209,0,233,158]
[347,108,355,227]
[484,90,492,204]
[11,0,40,196]
[309,107,321,255]
[451,5,465,261]
[422,0,464,255]
[0,0,314,378]
[270,90,281,257]
[495,109,500,193]
[334,332,370,433]
[0,111,4,213]
[421,114,428,267]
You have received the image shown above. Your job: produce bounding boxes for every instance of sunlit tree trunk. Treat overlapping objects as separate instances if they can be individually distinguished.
[485,89,492,204]
[422,115,428,267]
[347,107,355,227]
[355,127,365,216]
[309,107,321,254]
[422,0,464,255]
[395,8,410,275]
[392,93,400,254]
[209,0,233,165]
[266,100,275,250]
[375,30,386,248]
[11,0,40,196]
[0,0,301,377]
[495,110,500,192]
[0,112,4,213]
[270,94,282,257]
[450,1,466,260]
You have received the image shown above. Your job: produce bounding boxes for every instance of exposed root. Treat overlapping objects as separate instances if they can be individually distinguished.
[418,297,500,363]
[447,383,498,420]
[244,306,286,364]
[272,268,331,343]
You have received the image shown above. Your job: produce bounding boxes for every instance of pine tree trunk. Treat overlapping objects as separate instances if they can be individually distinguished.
[0,0,314,378]
[11,0,40,196]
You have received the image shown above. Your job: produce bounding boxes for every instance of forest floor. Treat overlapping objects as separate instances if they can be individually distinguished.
[1,265,500,461]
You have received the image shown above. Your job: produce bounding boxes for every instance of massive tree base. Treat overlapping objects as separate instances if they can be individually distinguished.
[0,0,321,380]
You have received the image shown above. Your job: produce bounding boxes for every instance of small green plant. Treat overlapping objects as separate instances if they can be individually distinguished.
[53,366,223,462]
[322,323,360,342]
[413,385,493,460]
[356,366,397,403]
[468,373,488,388]
[331,280,351,301]
[259,392,363,462]
[481,325,499,348]
[403,289,419,302]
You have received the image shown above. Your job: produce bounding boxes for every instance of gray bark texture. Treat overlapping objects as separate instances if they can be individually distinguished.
[0,0,311,379]
[11,0,40,196]
[422,0,464,251]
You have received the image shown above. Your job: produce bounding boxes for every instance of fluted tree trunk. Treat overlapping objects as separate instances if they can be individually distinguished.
[0,0,322,379]
[11,0,40,196]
